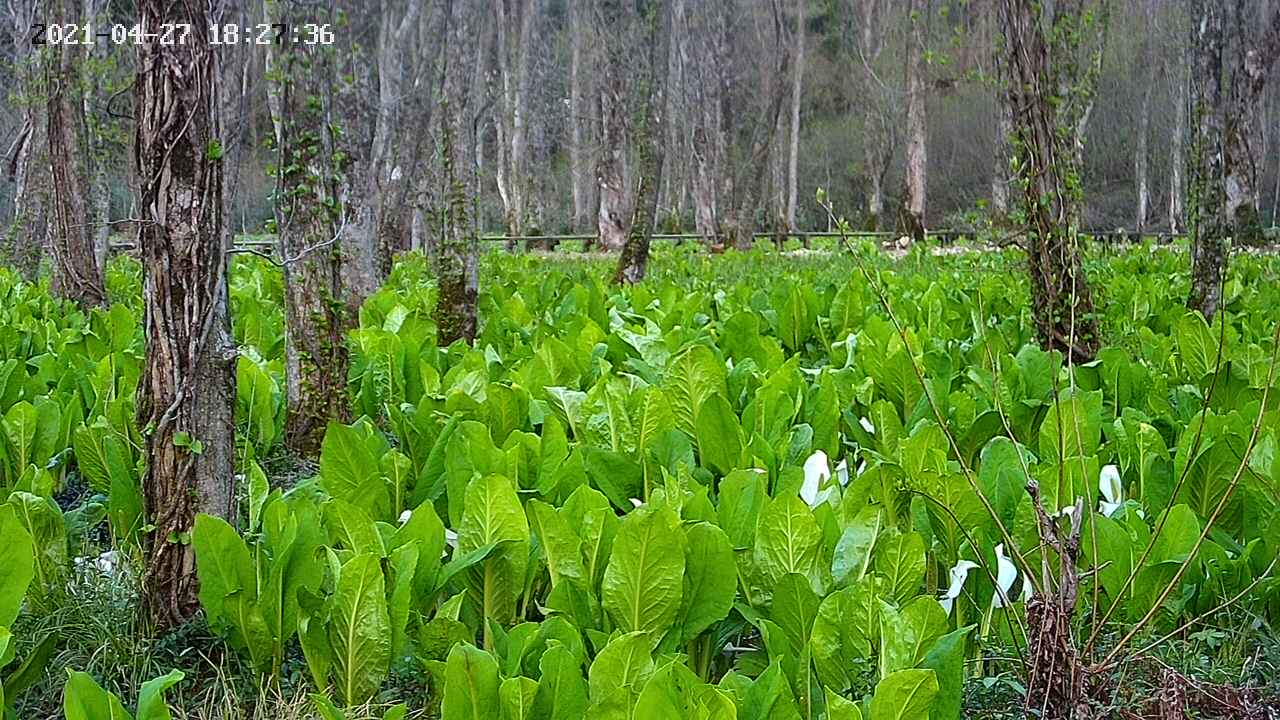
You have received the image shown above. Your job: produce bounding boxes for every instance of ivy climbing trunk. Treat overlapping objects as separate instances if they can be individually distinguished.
[434,0,481,345]
[46,0,105,308]
[266,0,352,454]
[999,0,1104,364]
[134,0,236,630]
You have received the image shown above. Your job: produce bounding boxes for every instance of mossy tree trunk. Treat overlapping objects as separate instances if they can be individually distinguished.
[134,0,236,631]
[615,0,673,284]
[434,0,481,345]
[1187,1,1280,320]
[1187,0,1227,321]
[266,0,352,455]
[999,0,1106,363]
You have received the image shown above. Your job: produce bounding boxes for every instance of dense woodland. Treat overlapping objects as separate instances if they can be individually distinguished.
[6,0,1280,245]
[0,1,1279,719]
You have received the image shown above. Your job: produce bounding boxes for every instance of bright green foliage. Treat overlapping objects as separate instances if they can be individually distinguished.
[62,669,184,720]
[1,245,1278,715]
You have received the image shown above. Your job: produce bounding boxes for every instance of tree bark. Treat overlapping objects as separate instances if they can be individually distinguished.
[1170,56,1187,233]
[686,0,724,244]
[338,0,425,311]
[1187,0,1226,320]
[496,0,539,241]
[267,0,353,454]
[2,1,46,277]
[134,0,236,631]
[1134,0,1155,233]
[856,0,894,232]
[595,0,630,251]
[999,0,1104,363]
[46,0,105,304]
[615,0,673,284]
[903,0,927,243]
[1188,1,1280,319]
[785,0,804,233]
[435,0,481,344]
[568,0,598,234]
[991,3,1012,222]
[1222,1,1280,248]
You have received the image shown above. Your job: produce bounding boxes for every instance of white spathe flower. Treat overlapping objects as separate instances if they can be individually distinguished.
[992,543,1018,609]
[444,529,459,548]
[939,559,979,615]
[835,459,850,487]
[398,509,413,526]
[1098,464,1123,517]
[629,498,644,508]
[801,450,831,507]
[859,416,875,434]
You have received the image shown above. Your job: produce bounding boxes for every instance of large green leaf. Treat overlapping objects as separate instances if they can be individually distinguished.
[192,514,255,636]
[135,669,185,720]
[499,676,539,720]
[457,475,530,630]
[753,495,823,587]
[1175,311,1217,380]
[873,531,926,603]
[601,507,685,642]
[329,553,391,706]
[319,420,382,503]
[921,627,971,720]
[718,469,768,549]
[442,644,500,720]
[0,506,34,626]
[587,632,654,719]
[878,598,946,678]
[62,671,133,720]
[695,393,742,476]
[664,346,727,441]
[676,522,736,645]
[869,669,938,720]
[530,644,588,720]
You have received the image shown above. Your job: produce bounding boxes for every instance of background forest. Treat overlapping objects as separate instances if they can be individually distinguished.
[4,0,1274,252]
[1,1,1280,720]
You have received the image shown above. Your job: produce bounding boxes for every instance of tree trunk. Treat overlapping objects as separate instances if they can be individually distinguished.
[1134,0,1155,233]
[497,0,539,241]
[2,0,47,277]
[46,0,105,307]
[1170,57,1187,233]
[135,0,236,631]
[991,4,1012,222]
[857,0,893,233]
[567,0,600,236]
[1222,3,1280,248]
[686,0,723,244]
[1189,1,1280,319]
[267,0,353,454]
[340,0,425,311]
[595,0,629,252]
[1000,0,1103,364]
[903,0,927,243]
[616,0,673,284]
[435,0,481,344]
[785,0,804,233]
[1187,0,1227,320]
